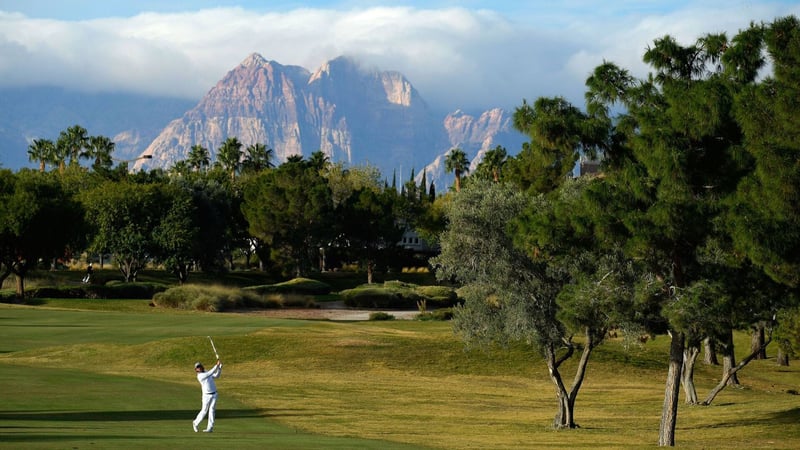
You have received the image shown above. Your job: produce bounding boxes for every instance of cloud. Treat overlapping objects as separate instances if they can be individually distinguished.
[1,3,798,113]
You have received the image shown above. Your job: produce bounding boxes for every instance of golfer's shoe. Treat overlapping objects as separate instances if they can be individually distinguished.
[203,429,213,433]
[193,423,198,432]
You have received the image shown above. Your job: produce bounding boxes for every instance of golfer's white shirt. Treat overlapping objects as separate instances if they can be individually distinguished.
[197,364,222,394]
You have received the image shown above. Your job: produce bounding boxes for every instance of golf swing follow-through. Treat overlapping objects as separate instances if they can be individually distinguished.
[192,336,222,433]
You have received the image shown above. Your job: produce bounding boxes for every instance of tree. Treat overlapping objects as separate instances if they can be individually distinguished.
[56,125,89,170]
[187,144,211,173]
[337,187,403,283]
[81,181,166,282]
[444,147,469,192]
[325,163,383,207]
[728,17,800,288]
[582,25,767,445]
[775,306,800,366]
[27,139,55,172]
[0,170,86,298]
[87,135,115,173]
[432,179,631,430]
[216,137,243,182]
[152,185,198,284]
[476,145,507,182]
[242,143,274,174]
[308,150,330,172]
[242,157,335,277]
[506,98,600,194]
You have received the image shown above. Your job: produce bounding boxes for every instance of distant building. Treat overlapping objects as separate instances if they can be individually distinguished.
[579,155,602,177]
[398,229,436,253]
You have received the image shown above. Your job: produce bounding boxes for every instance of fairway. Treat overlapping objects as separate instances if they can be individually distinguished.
[2,302,799,449]
[0,304,423,449]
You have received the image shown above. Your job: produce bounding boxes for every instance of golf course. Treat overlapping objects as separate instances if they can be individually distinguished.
[1,294,799,449]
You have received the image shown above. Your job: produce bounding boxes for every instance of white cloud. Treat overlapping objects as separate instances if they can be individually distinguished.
[0,3,798,113]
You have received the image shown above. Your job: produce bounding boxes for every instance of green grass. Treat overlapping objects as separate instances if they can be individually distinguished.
[1,301,799,449]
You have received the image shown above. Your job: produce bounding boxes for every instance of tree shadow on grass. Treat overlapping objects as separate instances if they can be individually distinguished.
[0,408,272,422]
[684,406,800,429]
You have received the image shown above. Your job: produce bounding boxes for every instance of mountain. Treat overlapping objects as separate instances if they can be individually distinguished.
[0,54,526,188]
[0,87,195,168]
[136,53,525,188]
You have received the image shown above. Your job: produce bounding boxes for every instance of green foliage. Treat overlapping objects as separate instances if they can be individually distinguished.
[416,307,454,321]
[0,169,87,296]
[340,281,459,309]
[776,306,800,359]
[242,158,335,276]
[25,282,167,300]
[245,277,332,295]
[152,284,274,311]
[368,311,395,321]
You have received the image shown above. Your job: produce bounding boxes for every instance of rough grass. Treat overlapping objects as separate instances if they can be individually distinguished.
[1,303,799,449]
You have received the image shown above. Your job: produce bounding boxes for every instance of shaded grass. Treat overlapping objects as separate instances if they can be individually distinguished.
[1,303,799,449]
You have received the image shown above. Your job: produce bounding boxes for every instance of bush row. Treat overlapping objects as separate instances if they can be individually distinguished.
[24,282,168,300]
[244,277,332,295]
[153,284,319,312]
[340,281,461,309]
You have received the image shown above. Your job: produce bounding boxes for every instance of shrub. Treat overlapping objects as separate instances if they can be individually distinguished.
[25,283,168,300]
[245,277,332,296]
[340,286,411,309]
[416,308,454,321]
[369,311,395,321]
[153,285,268,312]
[339,280,460,309]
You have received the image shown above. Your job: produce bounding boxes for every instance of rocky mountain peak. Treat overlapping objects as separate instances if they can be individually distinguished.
[135,54,524,181]
[240,52,269,68]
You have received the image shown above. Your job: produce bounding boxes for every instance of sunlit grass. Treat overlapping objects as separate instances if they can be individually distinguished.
[1,303,798,449]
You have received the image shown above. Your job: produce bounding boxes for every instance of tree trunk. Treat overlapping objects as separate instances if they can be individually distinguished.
[776,347,789,366]
[751,323,767,360]
[367,260,374,284]
[562,328,599,427]
[703,337,719,365]
[659,330,684,447]
[721,328,740,386]
[545,342,576,429]
[15,273,25,299]
[0,264,11,289]
[702,333,772,405]
[681,345,700,404]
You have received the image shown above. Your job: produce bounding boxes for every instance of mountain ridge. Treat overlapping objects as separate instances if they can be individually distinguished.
[135,52,525,187]
[0,53,525,188]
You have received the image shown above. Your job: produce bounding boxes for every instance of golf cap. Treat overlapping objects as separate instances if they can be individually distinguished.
[194,362,203,368]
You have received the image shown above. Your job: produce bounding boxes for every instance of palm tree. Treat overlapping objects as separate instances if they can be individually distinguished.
[187,144,211,172]
[56,125,89,167]
[308,150,330,171]
[242,143,274,173]
[482,145,507,182]
[87,135,115,172]
[216,137,243,182]
[285,154,304,164]
[444,147,469,192]
[27,138,56,172]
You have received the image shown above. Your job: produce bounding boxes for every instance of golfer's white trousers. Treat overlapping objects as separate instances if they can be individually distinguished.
[193,392,218,431]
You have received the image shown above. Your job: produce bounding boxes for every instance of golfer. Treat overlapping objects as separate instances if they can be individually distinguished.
[192,360,222,433]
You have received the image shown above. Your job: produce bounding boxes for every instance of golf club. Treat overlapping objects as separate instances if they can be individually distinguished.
[207,336,220,360]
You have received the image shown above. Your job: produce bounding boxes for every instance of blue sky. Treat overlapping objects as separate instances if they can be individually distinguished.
[1,1,798,112]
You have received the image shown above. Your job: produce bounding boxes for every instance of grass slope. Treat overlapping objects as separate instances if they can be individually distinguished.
[1,302,799,449]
